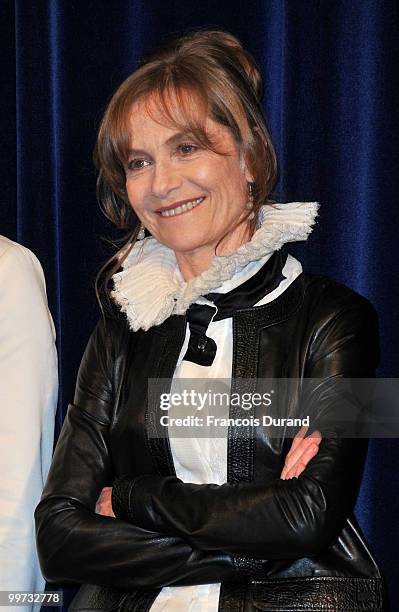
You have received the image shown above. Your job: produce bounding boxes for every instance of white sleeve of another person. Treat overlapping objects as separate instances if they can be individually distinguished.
[0,237,58,608]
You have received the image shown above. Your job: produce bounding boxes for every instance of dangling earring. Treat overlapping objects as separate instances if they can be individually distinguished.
[246,182,256,220]
[137,224,146,240]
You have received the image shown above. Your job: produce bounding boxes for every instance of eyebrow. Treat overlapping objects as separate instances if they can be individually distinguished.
[127,130,194,157]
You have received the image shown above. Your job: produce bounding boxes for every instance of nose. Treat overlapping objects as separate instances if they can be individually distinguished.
[150,158,182,200]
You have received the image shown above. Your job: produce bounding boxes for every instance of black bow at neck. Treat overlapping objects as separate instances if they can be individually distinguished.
[183,249,288,367]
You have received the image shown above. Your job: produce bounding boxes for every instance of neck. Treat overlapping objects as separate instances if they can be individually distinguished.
[175,221,254,281]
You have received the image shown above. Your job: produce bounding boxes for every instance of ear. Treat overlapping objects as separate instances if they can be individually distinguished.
[239,149,255,183]
[244,165,255,184]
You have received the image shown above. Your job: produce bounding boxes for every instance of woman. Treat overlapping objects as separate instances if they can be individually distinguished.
[35,30,386,611]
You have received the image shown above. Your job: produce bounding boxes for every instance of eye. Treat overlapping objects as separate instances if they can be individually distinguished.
[126,158,151,172]
[177,143,199,155]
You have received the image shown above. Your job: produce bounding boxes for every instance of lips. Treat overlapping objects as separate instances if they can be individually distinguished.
[155,197,205,217]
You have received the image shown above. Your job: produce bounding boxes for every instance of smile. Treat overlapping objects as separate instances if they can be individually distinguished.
[158,197,205,217]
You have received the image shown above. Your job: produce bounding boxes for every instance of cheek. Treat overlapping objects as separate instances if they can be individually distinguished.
[217,169,247,209]
[126,180,146,213]
[189,161,218,186]
[193,158,243,195]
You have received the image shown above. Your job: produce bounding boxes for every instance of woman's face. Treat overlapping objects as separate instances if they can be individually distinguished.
[125,94,254,272]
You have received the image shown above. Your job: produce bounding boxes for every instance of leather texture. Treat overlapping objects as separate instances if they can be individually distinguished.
[247,577,384,611]
[35,253,388,611]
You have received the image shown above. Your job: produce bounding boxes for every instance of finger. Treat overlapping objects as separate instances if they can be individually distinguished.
[306,430,322,444]
[291,444,319,478]
[294,461,307,478]
[281,460,297,478]
[298,442,319,468]
[280,464,294,479]
[288,428,322,455]
[284,443,319,479]
[281,432,322,479]
[285,463,304,479]
[284,435,318,472]
[283,464,297,479]
[96,502,111,517]
[95,495,105,513]
[95,487,109,503]
[286,425,309,458]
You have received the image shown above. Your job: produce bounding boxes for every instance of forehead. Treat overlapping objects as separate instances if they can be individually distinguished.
[127,91,223,146]
[128,100,186,140]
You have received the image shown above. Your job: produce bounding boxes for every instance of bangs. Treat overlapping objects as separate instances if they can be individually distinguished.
[110,77,238,167]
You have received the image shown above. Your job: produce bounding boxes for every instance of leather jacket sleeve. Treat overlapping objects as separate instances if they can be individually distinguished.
[112,292,379,560]
[34,316,265,590]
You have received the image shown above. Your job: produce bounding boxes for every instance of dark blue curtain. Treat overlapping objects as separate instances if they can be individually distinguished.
[1,0,398,609]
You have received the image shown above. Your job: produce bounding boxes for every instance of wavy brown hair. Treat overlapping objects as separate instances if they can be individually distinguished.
[94,28,278,309]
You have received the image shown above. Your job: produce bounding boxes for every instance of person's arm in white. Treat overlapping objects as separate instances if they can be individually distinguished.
[0,237,58,611]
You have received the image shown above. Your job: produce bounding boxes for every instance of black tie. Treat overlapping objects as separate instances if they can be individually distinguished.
[183,249,288,366]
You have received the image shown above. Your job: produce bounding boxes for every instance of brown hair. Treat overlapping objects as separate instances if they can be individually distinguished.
[94,28,278,308]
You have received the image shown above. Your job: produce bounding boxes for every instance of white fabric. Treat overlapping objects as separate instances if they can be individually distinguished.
[149,253,303,612]
[111,201,319,331]
[0,237,58,612]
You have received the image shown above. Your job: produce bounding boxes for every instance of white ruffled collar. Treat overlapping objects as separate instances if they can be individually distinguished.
[111,201,319,331]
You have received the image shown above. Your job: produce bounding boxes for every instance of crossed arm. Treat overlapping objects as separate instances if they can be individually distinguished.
[35,289,378,588]
[107,291,378,559]
[95,428,321,516]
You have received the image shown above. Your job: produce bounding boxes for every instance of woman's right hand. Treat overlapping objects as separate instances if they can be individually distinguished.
[280,426,322,480]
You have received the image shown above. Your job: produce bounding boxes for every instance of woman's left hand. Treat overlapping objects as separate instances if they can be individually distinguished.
[280,426,322,480]
[95,486,115,517]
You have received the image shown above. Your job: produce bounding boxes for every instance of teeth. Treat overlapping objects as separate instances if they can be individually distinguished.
[159,197,204,217]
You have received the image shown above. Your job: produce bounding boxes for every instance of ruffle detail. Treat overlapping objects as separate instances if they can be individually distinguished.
[111,201,319,331]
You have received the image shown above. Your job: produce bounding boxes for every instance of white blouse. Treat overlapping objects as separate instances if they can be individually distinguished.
[149,252,302,612]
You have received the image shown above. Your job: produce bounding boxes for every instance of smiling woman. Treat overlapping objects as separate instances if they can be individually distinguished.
[94,31,277,291]
[35,29,387,612]
[124,96,256,278]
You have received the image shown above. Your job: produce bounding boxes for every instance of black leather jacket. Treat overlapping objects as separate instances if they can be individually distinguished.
[35,253,387,611]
